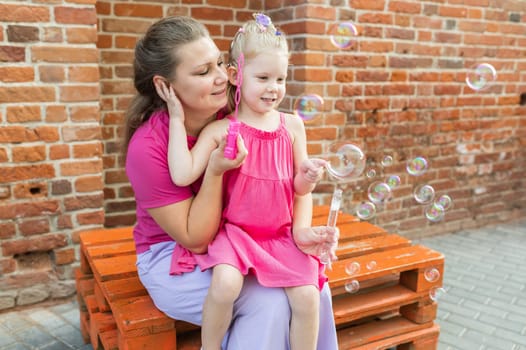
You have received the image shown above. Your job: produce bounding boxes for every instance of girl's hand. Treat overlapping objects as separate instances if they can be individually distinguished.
[294,226,339,261]
[208,134,248,176]
[154,80,184,122]
[299,158,327,184]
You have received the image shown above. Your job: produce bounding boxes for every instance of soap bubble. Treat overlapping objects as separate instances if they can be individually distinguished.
[326,143,366,180]
[366,260,377,270]
[435,194,453,211]
[424,267,441,282]
[329,22,358,50]
[413,184,435,204]
[293,94,324,123]
[355,201,376,220]
[429,287,446,301]
[425,203,445,222]
[366,168,377,178]
[345,261,361,275]
[406,156,428,176]
[345,279,360,293]
[466,63,497,91]
[386,175,401,189]
[367,181,392,204]
[381,155,393,167]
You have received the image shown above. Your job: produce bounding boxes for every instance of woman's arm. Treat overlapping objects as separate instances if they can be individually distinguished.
[149,136,247,253]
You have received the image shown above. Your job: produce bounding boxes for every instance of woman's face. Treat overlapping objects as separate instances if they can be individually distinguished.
[171,36,228,123]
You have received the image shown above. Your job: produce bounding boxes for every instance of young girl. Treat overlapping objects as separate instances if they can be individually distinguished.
[163,14,331,350]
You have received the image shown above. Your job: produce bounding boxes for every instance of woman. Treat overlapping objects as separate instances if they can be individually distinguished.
[123,16,338,349]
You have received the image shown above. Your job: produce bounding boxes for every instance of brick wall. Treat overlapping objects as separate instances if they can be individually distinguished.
[1,0,525,311]
[0,0,102,310]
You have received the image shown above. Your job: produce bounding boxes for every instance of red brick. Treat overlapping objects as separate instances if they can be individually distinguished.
[0,165,55,184]
[12,146,46,162]
[1,234,67,256]
[54,6,96,25]
[13,182,48,199]
[39,65,65,83]
[32,47,98,63]
[75,176,104,192]
[114,4,163,18]
[6,105,41,123]
[18,218,50,236]
[350,0,385,10]
[0,67,34,83]
[0,4,50,22]
[66,27,97,44]
[0,86,55,103]
[53,248,76,265]
[0,222,16,239]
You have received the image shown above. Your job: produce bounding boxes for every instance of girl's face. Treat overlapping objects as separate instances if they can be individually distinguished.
[236,50,288,115]
[171,36,228,122]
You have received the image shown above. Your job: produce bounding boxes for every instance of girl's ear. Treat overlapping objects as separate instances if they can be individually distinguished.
[227,66,238,85]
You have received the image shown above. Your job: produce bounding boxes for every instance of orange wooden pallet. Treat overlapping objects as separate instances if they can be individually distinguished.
[77,205,443,349]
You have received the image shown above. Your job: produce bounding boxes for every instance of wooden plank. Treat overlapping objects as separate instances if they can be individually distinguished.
[338,221,388,242]
[89,312,116,350]
[101,277,148,302]
[86,240,137,260]
[312,206,358,226]
[349,322,440,350]
[99,328,119,350]
[337,316,434,348]
[332,284,432,325]
[80,226,134,247]
[92,254,138,283]
[117,329,177,350]
[327,245,444,290]
[336,234,411,259]
[111,295,175,336]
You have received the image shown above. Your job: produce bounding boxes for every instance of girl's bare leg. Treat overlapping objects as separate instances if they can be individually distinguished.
[285,285,320,350]
[202,264,244,350]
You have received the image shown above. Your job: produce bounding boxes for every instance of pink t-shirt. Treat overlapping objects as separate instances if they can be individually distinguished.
[125,109,201,254]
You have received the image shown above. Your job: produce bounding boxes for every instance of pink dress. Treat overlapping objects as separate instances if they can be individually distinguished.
[170,114,325,290]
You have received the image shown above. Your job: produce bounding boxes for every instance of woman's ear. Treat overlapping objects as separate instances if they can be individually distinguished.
[153,75,167,90]
[227,66,238,85]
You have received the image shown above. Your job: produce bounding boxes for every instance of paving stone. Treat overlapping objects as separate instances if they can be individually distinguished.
[463,329,516,350]
[12,326,56,348]
[438,330,485,350]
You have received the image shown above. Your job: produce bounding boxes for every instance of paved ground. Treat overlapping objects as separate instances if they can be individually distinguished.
[0,220,524,350]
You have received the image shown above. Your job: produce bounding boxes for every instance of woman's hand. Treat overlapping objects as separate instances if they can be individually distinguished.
[294,226,339,261]
[154,80,184,122]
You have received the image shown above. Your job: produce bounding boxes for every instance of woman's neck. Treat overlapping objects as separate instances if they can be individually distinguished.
[184,112,217,137]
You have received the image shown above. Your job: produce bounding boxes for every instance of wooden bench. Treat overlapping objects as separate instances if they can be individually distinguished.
[76,206,444,349]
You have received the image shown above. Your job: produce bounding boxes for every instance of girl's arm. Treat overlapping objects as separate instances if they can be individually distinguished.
[157,83,221,187]
[292,193,339,259]
[148,136,247,253]
[168,117,222,186]
[286,113,325,196]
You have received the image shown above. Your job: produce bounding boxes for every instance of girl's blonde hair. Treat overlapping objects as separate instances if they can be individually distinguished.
[227,14,289,111]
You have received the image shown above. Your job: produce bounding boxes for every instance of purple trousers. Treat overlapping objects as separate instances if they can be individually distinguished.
[137,241,338,350]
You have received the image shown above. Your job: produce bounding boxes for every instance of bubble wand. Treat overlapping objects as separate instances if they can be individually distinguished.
[318,143,367,269]
[321,188,342,269]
